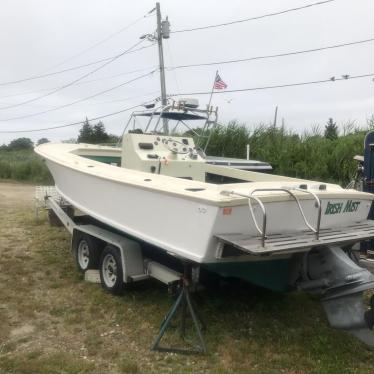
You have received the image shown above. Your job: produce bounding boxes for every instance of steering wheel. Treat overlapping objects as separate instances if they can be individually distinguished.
[163,138,190,154]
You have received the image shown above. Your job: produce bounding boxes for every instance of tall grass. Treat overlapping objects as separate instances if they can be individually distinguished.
[0,149,53,184]
[0,122,368,186]
[202,121,366,185]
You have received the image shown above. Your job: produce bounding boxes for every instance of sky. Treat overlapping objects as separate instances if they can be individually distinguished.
[0,0,373,144]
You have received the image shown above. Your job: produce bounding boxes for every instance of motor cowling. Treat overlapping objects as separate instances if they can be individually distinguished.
[294,246,374,346]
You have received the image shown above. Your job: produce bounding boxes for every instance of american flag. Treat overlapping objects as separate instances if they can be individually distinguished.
[213,73,227,90]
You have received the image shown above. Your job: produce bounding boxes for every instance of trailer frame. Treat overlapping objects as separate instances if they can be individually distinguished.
[36,186,206,354]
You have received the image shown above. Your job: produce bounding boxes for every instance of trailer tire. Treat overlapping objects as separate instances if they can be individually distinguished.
[73,234,102,273]
[99,245,124,295]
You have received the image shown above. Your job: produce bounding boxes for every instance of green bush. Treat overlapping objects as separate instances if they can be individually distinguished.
[200,121,365,185]
[0,149,53,184]
[0,123,367,186]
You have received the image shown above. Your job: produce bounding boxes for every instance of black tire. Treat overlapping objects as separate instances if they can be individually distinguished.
[99,245,124,295]
[72,233,102,273]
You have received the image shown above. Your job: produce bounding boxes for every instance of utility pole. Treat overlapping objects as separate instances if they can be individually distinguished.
[156,2,169,134]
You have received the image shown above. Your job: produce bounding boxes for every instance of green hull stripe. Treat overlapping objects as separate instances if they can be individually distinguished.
[204,259,290,292]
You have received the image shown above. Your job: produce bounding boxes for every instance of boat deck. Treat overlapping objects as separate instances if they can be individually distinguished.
[215,220,374,256]
[35,143,374,207]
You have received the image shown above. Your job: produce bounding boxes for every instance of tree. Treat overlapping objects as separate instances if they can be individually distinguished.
[77,118,94,143]
[324,118,338,140]
[77,119,110,144]
[107,134,120,144]
[8,137,33,150]
[92,121,109,143]
[36,138,50,146]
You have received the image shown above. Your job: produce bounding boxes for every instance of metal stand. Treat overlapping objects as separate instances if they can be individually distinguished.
[151,263,206,354]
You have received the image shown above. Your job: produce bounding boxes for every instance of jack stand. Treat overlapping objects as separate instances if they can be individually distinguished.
[151,263,206,354]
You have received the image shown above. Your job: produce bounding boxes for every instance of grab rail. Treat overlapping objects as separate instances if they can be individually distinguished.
[221,191,267,246]
[222,187,322,246]
[293,188,322,240]
[251,188,322,240]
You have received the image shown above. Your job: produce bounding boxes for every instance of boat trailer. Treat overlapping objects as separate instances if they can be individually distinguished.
[35,186,206,354]
[36,186,374,351]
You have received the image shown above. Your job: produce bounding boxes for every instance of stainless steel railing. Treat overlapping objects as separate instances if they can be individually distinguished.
[222,187,322,246]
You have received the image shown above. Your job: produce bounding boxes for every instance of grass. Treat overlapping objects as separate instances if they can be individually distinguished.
[0,352,93,374]
[0,121,370,186]
[1,203,374,373]
[201,121,367,185]
[0,149,53,184]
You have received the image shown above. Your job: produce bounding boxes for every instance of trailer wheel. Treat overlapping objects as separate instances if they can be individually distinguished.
[73,234,102,272]
[99,245,124,295]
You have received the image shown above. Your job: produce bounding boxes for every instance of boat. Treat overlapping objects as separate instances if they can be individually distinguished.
[36,98,374,345]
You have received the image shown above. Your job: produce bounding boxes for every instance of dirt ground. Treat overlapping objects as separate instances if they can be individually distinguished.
[0,182,34,208]
[1,181,374,373]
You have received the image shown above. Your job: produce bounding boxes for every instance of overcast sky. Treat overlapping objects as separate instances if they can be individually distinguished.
[0,0,373,144]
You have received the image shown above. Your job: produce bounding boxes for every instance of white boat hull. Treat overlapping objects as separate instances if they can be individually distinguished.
[46,159,372,264]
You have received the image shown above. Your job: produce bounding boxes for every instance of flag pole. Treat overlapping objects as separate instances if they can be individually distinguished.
[200,70,218,152]
[207,70,218,112]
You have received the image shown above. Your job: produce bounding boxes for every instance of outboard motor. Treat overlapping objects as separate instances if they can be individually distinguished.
[295,246,374,346]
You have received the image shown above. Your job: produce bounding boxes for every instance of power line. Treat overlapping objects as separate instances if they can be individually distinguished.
[0,104,143,134]
[165,39,181,95]
[0,39,147,111]
[95,90,159,104]
[0,66,156,101]
[0,90,159,109]
[172,0,335,33]
[2,36,371,102]
[169,73,374,96]
[167,37,374,69]
[3,73,373,134]
[3,72,372,133]
[0,43,154,88]
[39,9,155,74]
[3,35,370,103]
[0,70,156,121]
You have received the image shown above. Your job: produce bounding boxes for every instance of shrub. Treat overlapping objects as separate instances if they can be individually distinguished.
[0,149,53,184]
